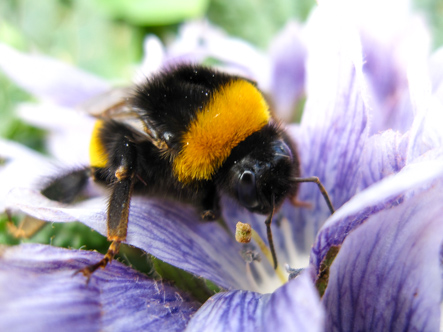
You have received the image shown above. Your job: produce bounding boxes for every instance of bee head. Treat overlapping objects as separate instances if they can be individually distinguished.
[218,125,300,215]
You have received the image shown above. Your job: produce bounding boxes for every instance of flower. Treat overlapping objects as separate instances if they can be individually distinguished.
[2,1,443,331]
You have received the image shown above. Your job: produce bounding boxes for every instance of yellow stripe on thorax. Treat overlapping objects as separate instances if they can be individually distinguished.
[90,120,108,168]
[174,79,270,183]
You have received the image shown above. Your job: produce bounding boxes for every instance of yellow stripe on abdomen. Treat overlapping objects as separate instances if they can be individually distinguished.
[90,120,108,168]
[174,79,270,184]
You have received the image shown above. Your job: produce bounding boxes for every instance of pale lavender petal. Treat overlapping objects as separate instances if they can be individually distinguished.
[323,183,443,331]
[164,21,214,64]
[358,130,409,190]
[187,271,323,332]
[283,6,369,250]
[269,21,306,121]
[345,0,430,134]
[360,33,414,134]
[200,27,270,88]
[0,244,200,332]
[7,189,107,231]
[261,270,324,332]
[0,43,110,106]
[161,21,270,87]
[406,48,443,161]
[429,46,443,102]
[6,189,250,290]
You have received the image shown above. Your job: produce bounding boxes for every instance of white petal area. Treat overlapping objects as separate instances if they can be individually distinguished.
[0,43,110,106]
[17,103,95,165]
[135,35,166,83]
[0,140,55,211]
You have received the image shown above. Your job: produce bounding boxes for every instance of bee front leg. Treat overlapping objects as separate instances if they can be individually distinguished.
[76,137,137,282]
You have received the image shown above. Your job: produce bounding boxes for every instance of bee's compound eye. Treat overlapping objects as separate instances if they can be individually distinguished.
[237,170,259,209]
[272,140,293,162]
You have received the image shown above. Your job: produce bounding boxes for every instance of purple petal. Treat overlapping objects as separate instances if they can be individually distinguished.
[7,189,250,290]
[360,33,414,134]
[269,21,306,121]
[0,244,200,332]
[311,157,443,272]
[126,197,249,290]
[322,183,443,331]
[187,271,324,332]
[0,43,110,107]
[187,290,265,331]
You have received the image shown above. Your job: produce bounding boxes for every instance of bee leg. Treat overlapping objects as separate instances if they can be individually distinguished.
[41,168,91,203]
[290,198,312,209]
[200,184,220,221]
[265,194,278,269]
[74,240,121,282]
[292,176,335,214]
[76,138,137,281]
[201,210,218,221]
[7,214,46,239]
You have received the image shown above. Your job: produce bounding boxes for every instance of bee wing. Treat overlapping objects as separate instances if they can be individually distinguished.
[77,86,134,118]
[76,87,167,151]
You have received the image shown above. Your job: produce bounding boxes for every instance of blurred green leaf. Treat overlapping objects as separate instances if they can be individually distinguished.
[93,0,210,25]
[207,0,315,49]
[414,0,443,50]
[0,0,141,80]
[153,258,219,303]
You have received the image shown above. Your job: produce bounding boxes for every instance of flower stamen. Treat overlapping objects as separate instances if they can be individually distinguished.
[235,221,287,284]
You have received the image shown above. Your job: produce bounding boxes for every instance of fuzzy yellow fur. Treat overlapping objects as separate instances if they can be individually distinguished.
[174,80,270,183]
[89,120,108,168]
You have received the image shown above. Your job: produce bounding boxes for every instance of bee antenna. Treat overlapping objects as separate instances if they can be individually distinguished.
[292,176,335,214]
[265,194,278,269]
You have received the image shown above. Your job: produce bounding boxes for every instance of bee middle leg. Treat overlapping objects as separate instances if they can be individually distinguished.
[76,137,137,281]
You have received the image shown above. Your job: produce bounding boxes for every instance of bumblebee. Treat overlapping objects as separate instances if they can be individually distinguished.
[42,64,334,277]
